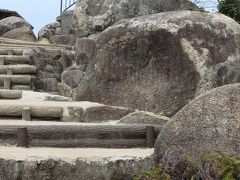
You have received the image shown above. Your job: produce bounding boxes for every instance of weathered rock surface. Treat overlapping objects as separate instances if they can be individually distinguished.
[118,111,169,125]
[57,83,74,97]
[38,22,76,45]
[73,0,197,37]
[23,47,75,92]
[62,68,84,88]
[155,84,240,167]
[2,26,36,42]
[38,22,61,39]
[74,11,240,116]
[0,155,153,180]
[0,16,36,41]
[64,105,134,122]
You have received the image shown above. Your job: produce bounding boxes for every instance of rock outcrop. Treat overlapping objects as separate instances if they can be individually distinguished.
[38,22,61,39]
[118,111,169,125]
[72,0,197,37]
[23,47,75,92]
[2,26,36,42]
[74,11,240,116]
[155,84,240,167]
[0,16,36,41]
[62,68,84,88]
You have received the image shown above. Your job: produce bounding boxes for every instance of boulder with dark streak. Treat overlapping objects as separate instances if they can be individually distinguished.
[74,11,240,116]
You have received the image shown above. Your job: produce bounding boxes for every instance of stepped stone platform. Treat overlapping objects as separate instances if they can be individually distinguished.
[0,38,158,179]
[0,146,153,180]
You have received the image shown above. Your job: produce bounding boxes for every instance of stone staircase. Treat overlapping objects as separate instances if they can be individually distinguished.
[0,52,36,90]
[0,38,161,179]
[0,39,165,148]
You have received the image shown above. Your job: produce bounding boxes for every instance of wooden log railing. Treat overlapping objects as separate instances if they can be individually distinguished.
[0,105,63,120]
[0,125,162,148]
[0,90,22,99]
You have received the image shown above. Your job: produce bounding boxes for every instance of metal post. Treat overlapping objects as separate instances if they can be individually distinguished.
[60,0,63,13]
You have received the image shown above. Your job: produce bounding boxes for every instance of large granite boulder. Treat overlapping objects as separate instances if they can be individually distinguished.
[2,26,36,42]
[155,84,240,167]
[72,0,197,37]
[0,16,36,41]
[74,11,240,116]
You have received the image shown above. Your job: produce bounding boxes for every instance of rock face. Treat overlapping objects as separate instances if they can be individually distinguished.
[72,0,197,37]
[62,68,84,88]
[74,11,240,116]
[0,16,36,41]
[118,111,170,125]
[38,22,61,39]
[154,84,240,167]
[23,47,75,92]
[64,105,134,122]
[0,156,154,180]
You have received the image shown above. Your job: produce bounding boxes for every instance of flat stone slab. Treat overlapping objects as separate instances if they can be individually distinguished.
[0,146,153,162]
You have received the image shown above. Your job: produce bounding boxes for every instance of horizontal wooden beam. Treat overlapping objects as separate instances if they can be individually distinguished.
[0,106,63,118]
[0,125,162,148]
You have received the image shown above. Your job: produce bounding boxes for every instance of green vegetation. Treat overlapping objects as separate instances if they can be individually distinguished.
[218,0,240,23]
[133,151,240,180]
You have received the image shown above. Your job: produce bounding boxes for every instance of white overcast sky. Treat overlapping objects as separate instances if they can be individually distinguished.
[0,0,64,35]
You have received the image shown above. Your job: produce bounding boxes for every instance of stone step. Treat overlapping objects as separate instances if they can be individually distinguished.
[0,65,36,75]
[0,122,161,148]
[0,55,30,65]
[11,85,32,91]
[0,75,32,86]
[0,100,133,123]
[0,49,23,55]
[0,146,152,180]
[0,90,22,99]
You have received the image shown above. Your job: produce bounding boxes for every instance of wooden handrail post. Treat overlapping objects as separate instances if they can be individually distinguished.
[0,57,4,65]
[8,50,13,55]
[146,126,155,148]
[17,127,28,148]
[4,77,11,89]
[22,107,31,121]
